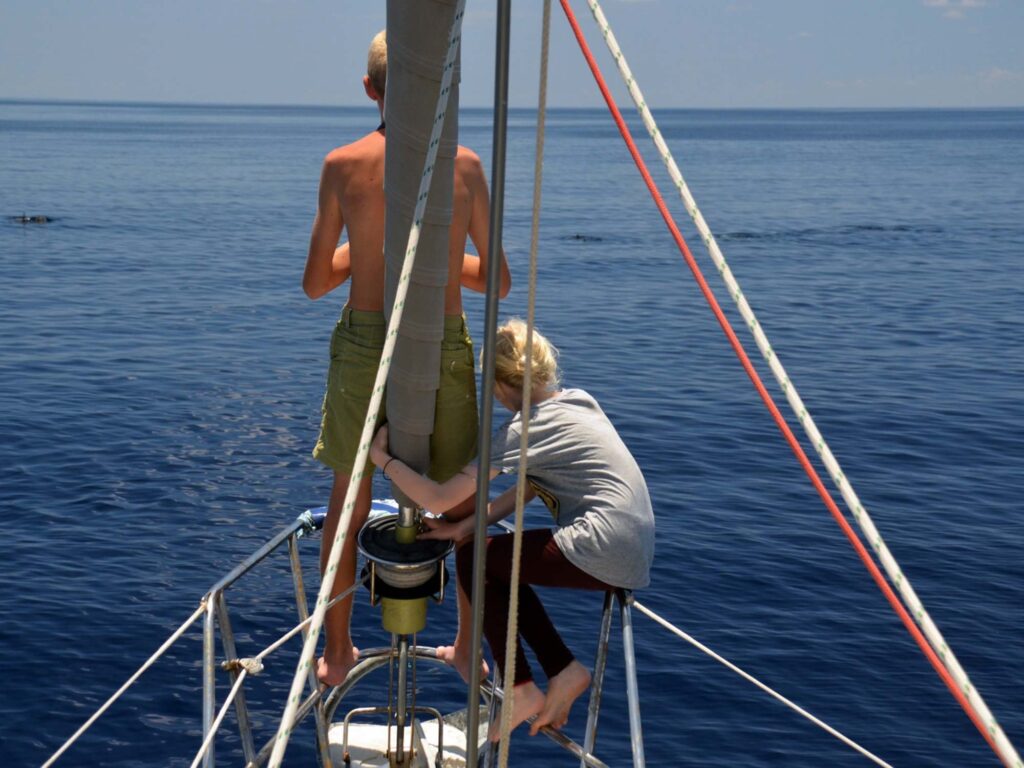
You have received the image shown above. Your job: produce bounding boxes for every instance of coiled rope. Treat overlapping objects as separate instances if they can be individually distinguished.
[496,1,553,763]
[267,4,467,764]
[558,1,1019,766]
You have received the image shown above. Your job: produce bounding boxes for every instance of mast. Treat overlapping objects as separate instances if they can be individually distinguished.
[383,0,462,537]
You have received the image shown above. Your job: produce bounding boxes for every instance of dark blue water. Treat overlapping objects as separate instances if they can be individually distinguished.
[1,102,1022,767]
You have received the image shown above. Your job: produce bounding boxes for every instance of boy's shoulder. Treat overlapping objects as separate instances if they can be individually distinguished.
[324,131,385,169]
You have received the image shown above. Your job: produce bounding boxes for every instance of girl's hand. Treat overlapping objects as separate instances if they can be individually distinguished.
[370,424,390,467]
[418,514,474,543]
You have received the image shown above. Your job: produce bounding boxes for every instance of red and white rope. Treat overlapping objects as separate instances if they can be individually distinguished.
[560,1,1019,765]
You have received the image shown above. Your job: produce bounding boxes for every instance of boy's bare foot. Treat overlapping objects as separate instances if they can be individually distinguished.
[529,661,591,735]
[436,643,489,685]
[317,645,360,687]
[488,680,546,742]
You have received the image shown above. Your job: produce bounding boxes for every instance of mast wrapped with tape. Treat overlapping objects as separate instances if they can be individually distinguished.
[384,0,461,540]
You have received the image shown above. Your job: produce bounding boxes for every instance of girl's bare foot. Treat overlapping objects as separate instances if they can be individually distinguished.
[529,661,591,735]
[436,643,489,684]
[488,680,546,742]
[317,645,359,687]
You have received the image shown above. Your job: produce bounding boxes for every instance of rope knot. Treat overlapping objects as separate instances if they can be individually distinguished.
[222,657,264,676]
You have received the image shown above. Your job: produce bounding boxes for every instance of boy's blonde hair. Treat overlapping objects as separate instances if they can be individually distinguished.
[367,30,387,97]
[490,319,561,393]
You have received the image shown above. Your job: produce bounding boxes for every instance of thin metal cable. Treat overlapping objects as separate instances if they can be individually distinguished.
[268,5,467,764]
[466,1,513,761]
[559,2,1018,764]
[497,2,552,763]
[577,2,1020,766]
[41,532,352,766]
[633,601,895,768]
[42,603,207,768]
[189,668,251,768]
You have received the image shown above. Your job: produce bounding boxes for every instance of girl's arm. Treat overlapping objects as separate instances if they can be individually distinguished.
[370,425,498,512]
[419,483,537,542]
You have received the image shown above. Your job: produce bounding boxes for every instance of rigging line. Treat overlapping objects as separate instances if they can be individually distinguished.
[268,4,468,765]
[42,602,207,768]
[580,3,1020,768]
[632,601,895,768]
[497,2,552,763]
[254,580,363,663]
[466,0,513,763]
[190,669,251,768]
[557,3,1017,766]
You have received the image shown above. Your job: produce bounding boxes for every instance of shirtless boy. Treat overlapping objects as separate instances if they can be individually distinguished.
[302,31,511,687]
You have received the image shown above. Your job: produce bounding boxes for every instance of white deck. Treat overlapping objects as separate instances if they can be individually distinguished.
[328,713,488,768]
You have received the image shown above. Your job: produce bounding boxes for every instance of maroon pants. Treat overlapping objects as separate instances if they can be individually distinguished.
[455,529,613,686]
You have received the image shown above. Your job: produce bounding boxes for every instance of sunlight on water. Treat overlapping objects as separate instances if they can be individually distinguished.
[1,102,1022,767]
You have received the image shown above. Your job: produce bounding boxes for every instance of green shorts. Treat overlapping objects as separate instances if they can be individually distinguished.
[313,306,479,481]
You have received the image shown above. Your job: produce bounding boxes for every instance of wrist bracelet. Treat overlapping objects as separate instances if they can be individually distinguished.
[382,456,396,479]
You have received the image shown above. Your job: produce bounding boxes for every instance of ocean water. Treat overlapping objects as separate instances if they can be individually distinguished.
[1,101,1022,767]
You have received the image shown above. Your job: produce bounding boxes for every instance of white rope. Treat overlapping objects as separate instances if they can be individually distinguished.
[496,2,552,762]
[633,601,895,768]
[254,580,362,663]
[41,547,357,766]
[582,3,1020,766]
[42,602,207,768]
[189,668,250,768]
[267,5,467,765]
[187,581,359,764]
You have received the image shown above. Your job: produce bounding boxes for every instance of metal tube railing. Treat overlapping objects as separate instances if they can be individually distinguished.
[41,602,207,768]
[618,592,645,768]
[205,512,318,597]
[215,592,257,764]
[581,591,614,768]
[479,680,610,768]
[202,598,217,767]
[466,2,513,764]
[288,533,334,768]
[43,511,326,768]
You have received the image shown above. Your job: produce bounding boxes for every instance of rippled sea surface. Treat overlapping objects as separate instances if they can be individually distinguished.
[1,102,1022,767]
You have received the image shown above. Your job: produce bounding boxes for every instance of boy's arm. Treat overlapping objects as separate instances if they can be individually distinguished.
[302,157,348,300]
[322,243,352,295]
[460,154,511,298]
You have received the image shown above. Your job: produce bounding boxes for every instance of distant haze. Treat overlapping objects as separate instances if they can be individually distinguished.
[2,1,1022,109]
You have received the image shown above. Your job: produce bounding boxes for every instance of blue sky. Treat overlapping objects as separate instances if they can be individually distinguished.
[2,1,1022,108]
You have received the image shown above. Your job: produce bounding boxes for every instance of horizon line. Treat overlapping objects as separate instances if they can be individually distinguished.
[2,97,1022,112]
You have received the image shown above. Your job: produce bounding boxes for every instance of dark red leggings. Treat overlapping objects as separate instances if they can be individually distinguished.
[455,529,613,686]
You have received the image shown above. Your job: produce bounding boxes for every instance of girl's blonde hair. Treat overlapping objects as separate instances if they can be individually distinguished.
[490,319,561,393]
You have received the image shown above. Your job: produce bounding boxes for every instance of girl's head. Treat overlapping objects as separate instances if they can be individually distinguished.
[490,319,561,396]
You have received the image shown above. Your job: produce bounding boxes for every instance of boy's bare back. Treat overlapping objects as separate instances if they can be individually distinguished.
[303,127,504,312]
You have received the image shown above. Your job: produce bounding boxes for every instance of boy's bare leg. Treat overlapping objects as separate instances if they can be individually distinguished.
[528,660,591,735]
[488,680,545,742]
[318,469,373,687]
[434,495,489,683]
